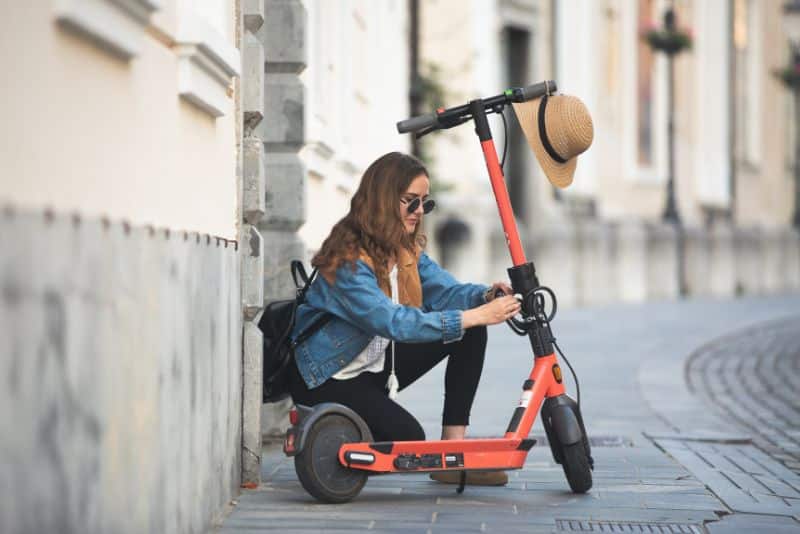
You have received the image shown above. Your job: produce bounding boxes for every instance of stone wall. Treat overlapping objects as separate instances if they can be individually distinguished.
[257,0,309,440]
[0,208,242,534]
[476,220,800,307]
[240,0,268,487]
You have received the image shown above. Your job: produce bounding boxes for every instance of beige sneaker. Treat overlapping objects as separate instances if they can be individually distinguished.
[429,470,508,486]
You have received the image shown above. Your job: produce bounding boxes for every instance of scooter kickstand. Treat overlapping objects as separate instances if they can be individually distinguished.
[456,471,467,494]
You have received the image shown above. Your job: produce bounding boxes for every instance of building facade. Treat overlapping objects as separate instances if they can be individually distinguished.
[1,1,247,532]
[258,0,413,440]
[298,0,412,253]
[419,0,800,305]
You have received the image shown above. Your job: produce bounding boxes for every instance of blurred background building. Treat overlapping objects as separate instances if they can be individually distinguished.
[293,0,800,308]
[417,0,800,306]
[1,1,798,533]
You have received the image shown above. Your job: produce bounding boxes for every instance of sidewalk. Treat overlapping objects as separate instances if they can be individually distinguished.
[219,295,800,533]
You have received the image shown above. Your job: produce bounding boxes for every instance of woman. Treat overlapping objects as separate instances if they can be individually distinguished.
[288,152,521,485]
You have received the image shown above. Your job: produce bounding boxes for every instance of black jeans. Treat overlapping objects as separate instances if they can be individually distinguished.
[288,325,488,442]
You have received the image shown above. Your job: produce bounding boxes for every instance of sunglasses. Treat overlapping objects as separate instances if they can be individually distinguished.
[401,196,436,215]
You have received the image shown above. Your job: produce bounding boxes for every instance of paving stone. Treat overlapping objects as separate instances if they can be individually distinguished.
[656,439,800,517]
[221,298,800,531]
[685,317,800,477]
[705,513,800,534]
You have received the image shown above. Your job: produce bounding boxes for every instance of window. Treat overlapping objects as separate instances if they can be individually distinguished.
[733,0,762,166]
[173,0,240,118]
[693,0,732,207]
[54,0,159,59]
[637,0,655,167]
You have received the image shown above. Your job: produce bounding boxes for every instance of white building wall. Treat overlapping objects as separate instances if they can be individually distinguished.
[693,0,732,209]
[554,0,599,200]
[0,1,241,240]
[299,0,411,255]
[0,2,246,531]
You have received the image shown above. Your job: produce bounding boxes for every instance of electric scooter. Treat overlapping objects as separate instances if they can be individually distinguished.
[282,80,594,503]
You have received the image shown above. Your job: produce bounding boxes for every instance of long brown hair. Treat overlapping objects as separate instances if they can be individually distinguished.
[312,152,428,284]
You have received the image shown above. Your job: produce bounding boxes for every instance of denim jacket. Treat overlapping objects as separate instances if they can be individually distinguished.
[291,251,488,388]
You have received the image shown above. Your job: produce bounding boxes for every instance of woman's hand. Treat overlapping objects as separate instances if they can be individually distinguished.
[484,281,513,302]
[462,295,521,328]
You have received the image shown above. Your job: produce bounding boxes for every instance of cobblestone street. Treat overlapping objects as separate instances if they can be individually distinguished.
[686,318,800,475]
[220,296,800,533]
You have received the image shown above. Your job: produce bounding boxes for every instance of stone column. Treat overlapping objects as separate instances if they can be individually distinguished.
[616,220,647,302]
[531,222,579,308]
[256,0,308,440]
[684,226,711,296]
[733,226,761,295]
[240,0,267,485]
[645,222,678,299]
[576,220,615,307]
[709,222,735,297]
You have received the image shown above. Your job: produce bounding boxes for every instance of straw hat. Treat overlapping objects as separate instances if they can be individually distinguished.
[512,93,594,189]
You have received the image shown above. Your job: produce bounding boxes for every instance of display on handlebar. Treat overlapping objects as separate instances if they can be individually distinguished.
[396,80,557,137]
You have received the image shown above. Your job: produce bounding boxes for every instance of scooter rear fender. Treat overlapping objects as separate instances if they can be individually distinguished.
[284,403,373,457]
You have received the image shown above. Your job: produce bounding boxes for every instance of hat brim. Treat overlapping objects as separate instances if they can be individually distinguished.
[512,99,576,189]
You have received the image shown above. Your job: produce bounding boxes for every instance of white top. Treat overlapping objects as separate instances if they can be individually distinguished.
[333,265,399,380]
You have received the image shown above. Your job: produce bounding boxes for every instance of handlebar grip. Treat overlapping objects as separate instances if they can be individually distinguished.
[518,80,557,102]
[396,112,438,134]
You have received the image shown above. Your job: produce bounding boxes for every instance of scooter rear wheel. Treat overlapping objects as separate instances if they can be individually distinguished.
[294,414,368,503]
[561,442,592,493]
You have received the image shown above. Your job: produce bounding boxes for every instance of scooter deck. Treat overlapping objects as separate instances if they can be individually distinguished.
[338,437,536,473]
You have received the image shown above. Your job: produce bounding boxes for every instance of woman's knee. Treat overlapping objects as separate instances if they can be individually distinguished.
[395,418,426,442]
[464,324,487,345]
[460,325,487,354]
[372,414,425,442]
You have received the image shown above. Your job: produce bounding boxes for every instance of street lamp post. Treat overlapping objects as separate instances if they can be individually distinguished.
[662,8,686,297]
[643,5,692,296]
[794,76,800,229]
[780,1,800,229]
[663,8,680,224]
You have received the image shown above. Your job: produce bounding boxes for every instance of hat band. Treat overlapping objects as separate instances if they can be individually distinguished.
[538,95,568,164]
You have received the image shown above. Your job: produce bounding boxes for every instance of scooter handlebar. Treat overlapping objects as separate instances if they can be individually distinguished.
[396,80,557,135]
[396,112,438,134]
[517,80,556,102]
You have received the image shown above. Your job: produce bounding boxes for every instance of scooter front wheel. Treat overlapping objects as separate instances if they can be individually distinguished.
[294,414,368,503]
[561,441,592,493]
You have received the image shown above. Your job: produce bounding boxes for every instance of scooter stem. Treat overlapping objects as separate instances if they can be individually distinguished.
[469,100,527,266]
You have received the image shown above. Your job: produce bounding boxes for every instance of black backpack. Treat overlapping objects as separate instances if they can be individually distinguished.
[259,260,331,403]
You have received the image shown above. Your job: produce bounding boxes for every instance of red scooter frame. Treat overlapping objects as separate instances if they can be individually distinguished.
[284,81,593,502]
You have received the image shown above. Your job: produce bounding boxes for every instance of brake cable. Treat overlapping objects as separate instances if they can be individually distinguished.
[498,107,508,171]
[504,287,581,409]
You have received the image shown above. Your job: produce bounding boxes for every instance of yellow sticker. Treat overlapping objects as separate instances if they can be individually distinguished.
[552,364,562,383]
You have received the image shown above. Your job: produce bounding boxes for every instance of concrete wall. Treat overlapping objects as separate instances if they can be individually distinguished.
[0,208,242,534]
[255,0,309,440]
[484,220,800,308]
[0,1,240,240]
[0,0,254,529]
[239,0,267,487]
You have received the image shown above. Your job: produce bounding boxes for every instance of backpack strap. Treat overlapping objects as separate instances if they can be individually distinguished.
[288,260,331,348]
[268,312,333,384]
[290,312,332,349]
[290,260,309,287]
